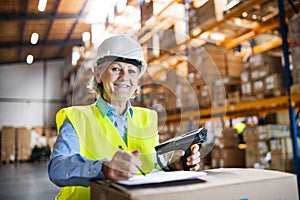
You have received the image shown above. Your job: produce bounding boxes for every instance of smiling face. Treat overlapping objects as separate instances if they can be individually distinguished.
[96,61,140,103]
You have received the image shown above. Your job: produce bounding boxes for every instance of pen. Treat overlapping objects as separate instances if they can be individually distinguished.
[119,146,146,176]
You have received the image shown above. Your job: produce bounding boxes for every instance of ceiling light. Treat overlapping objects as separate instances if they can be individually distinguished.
[225,0,240,10]
[82,32,90,42]
[116,0,127,13]
[72,47,81,66]
[85,1,117,24]
[91,24,106,45]
[38,0,47,12]
[252,15,257,20]
[242,12,248,17]
[30,33,39,45]
[108,8,115,24]
[210,32,225,41]
[191,27,201,37]
[26,55,34,64]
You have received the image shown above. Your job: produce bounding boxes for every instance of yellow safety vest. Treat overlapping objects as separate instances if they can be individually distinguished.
[54,105,158,200]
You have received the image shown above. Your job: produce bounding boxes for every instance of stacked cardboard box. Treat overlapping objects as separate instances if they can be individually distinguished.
[211,128,245,168]
[164,70,181,110]
[264,124,290,138]
[188,71,211,108]
[244,124,295,171]
[140,0,153,26]
[1,127,16,163]
[188,0,224,37]
[240,68,254,100]
[16,127,32,161]
[241,54,285,99]
[289,13,300,83]
[213,76,241,106]
[269,137,299,172]
[243,126,269,168]
[289,13,300,94]
[188,44,243,107]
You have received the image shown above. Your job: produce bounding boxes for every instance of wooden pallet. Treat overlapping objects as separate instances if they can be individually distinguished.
[256,89,286,99]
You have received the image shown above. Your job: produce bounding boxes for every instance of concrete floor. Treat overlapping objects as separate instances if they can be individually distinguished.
[0,162,60,200]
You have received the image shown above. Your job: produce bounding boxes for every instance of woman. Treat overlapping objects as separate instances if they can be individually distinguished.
[48,34,201,200]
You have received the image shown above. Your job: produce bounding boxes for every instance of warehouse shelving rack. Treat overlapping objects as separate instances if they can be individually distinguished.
[136,0,300,193]
[277,0,299,193]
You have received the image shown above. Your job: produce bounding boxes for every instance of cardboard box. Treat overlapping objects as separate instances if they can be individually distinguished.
[246,153,267,168]
[241,82,252,95]
[90,168,299,200]
[218,148,245,168]
[1,127,16,162]
[292,68,300,84]
[264,124,290,138]
[246,141,269,155]
[189,0,224,35]
[240,69,250,82]
[16,127,32,161]
[291,83,300,94]
[265,73,285,90]
[243,126,268,142]
[271,154,294,172]
[253,79,265,93]
[249,54,282,69]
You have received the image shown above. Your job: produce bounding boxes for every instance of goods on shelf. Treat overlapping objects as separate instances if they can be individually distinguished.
[227,90,240,104]
[291,83,300,94]
[211,147,246,168]
[243,124,296,171]
[241,53,286,99]
[213,76,241,106]
[140,0,153,26]
[188,0,225,37]
[211,128,245,168]
[192,84,211,108]
[261,112,290,125]
[292,68,300,85]
[244,126,269,169]
[270,136,299,172]
[216,128,239,149]
[289,12,300,90]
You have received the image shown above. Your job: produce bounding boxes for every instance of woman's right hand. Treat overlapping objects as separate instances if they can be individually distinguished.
[102,150,142,180]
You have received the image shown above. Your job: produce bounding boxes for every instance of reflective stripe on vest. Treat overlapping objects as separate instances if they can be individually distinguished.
[55,105,158,200]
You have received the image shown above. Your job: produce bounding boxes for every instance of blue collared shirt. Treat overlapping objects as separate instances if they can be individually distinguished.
[48,96,133,187]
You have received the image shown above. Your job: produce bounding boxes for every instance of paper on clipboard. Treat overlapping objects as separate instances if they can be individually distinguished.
[117,170,206,186]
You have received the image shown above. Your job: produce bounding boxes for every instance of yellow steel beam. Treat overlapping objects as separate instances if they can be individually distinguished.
[147,0,269,65]
[164,93,300,122]
[191,0,269,39]
[223,20,281,49]
[238,38,282,57]
[252,38,282,54]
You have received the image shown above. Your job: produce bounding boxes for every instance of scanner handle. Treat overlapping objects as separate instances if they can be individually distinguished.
[180,144,201,171]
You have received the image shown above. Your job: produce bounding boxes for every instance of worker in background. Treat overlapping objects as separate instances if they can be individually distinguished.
[234,120,247,149]
[48,35,201,200]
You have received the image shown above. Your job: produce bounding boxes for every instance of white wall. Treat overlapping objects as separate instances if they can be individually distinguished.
[0,60,65,129]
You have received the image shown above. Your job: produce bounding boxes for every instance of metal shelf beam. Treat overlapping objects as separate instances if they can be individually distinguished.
[277,0,300,193]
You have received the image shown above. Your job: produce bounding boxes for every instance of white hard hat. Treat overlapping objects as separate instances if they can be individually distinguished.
[95,34,147,78]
